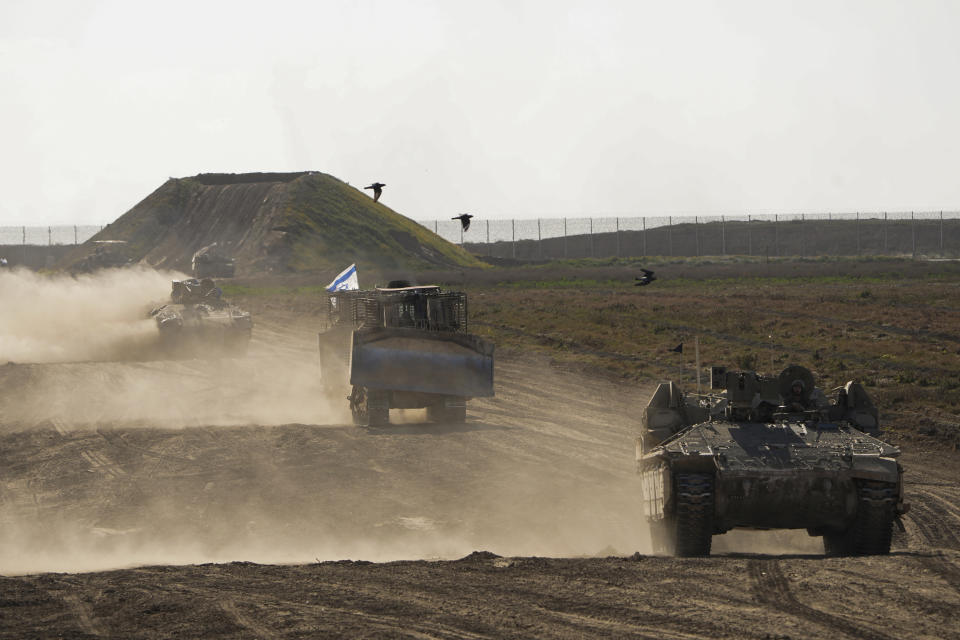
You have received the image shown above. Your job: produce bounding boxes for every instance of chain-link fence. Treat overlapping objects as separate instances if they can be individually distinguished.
[419,212,960,260]
[4,215,958,259]
[0,225,103,246]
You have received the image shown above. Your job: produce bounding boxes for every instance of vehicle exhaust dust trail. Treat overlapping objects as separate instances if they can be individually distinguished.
[0,267,178,363]
[0,426,648,575]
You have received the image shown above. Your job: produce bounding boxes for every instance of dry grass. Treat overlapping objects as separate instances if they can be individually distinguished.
[228,258,960,448]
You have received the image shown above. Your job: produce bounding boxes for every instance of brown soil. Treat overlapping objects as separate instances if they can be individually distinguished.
[1,307,959,639]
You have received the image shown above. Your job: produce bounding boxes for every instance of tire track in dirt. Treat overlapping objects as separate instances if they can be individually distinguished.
[56,591,104,637]
[916,553,960,595]
[905,491,960,549]
[219,593,492,640]
[530,607,702,640]
[348,570,723,640]
[747,559,896,640]
[218,598,280,639]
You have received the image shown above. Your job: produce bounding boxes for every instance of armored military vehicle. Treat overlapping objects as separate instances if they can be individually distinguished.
[192,243,236,278]
[74,240,134,273]
[150,278,252,357]
[318,282,494,426]
[637,364,907,557]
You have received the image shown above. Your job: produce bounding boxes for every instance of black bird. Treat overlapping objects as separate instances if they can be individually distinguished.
[365,182,386,203]
[634,268,656,287]
[452,213,474,231]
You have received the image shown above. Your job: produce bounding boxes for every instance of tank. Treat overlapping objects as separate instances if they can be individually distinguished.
[74,241,134,272]
[318,282,494,426]
[150,278,252,357]
[191,243,236,278]
[637,364,907,557]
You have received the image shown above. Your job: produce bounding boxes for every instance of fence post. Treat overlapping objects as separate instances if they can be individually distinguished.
[642,217,646,257]
[856,212,860,255]
[512,219,516,260]
[74,225,78,245]
[22,226,26,265]
[537,218,542,259]
[48,226,51,246]
[589,218,594,258]
[721,215,726,256]
[912,211,916,257]
[883,212,887,253]
[563,218,568,259]
[615,217,620,258]
[800,214,805,257]
[748,215,752,256]
[486,220,491,256]
[668,216,673,256]
[694,216,700,257]
[434,220,438,235]
[940,210,944,252]
[774,214,778,257]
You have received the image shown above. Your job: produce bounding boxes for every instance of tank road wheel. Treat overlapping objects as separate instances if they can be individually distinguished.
[672,473,715,557]
[823,481,897,556]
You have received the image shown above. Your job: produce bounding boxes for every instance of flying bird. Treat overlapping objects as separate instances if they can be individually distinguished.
[634,268,656,287]
[452,213,474,231]
[365,182,386,203]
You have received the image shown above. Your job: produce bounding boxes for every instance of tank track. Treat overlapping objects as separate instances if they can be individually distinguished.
[824,480,897,556]
[673,473,715,557]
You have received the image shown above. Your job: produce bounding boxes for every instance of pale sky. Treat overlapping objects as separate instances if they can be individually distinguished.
[3,0,959,225]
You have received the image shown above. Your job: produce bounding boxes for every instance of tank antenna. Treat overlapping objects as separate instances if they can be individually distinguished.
[695,336,701,394]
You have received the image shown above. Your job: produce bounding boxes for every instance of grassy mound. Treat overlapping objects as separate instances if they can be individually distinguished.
[57,172,483,275]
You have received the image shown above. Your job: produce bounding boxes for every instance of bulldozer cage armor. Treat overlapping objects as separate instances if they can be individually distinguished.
[321,286,469,334]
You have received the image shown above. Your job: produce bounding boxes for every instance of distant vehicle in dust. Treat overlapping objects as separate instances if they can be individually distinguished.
[75,240,134,272]
[192,243,236,278]
[637,364,907,557]
[317,282,494,426]
[150,278,252,358]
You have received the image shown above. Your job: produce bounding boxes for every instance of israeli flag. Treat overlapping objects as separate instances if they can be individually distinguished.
[326,263,359,291]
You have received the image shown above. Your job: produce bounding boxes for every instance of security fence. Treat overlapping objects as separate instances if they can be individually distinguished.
[418,211,960,260]
[0,225,103,246]
[4,214,959,260]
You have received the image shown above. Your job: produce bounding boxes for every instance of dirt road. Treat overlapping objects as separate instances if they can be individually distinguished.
[1,310,958,638]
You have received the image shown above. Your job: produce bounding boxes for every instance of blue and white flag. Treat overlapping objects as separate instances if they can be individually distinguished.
[326,263,359,292]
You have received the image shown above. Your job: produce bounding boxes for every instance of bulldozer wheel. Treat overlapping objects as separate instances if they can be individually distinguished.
[671,473,714,557]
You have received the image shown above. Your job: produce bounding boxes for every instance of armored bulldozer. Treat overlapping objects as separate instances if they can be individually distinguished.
[150,278,252,357]
[318,283,494,426]
[192,244,236,278]
[637,364,907,557]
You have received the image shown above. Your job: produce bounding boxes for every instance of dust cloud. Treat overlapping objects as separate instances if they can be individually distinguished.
[0,267,348,429]
[0,267,176,363]
[0,290,646,574]
[0,435,649,576]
